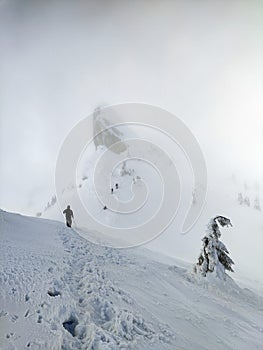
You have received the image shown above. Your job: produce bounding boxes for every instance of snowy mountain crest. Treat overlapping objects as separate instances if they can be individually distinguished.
[54,103,208,247]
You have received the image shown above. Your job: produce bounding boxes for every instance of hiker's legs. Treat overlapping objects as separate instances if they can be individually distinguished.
[66,221,71,228]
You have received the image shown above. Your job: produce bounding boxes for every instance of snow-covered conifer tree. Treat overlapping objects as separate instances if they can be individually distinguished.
[238,193,243,205]
[195,216,234,279]
[244,196,250,207]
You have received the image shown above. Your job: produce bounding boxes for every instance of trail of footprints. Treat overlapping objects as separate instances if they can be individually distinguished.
[2,227,174,349]
[55,228,174,348]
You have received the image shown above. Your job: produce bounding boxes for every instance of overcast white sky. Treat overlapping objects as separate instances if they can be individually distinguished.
[0,0,263,215]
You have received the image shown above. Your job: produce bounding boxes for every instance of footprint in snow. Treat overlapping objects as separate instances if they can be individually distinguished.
[47,288,61,297]
[62,315,79,337]
[11,314,18,322]
[6,332,14,339]
[24,309,29,317]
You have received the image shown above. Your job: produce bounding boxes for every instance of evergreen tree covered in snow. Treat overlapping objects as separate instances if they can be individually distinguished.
[120,161,134,176]
[238,193,243,205]
[244,196,250,207]
[195,216,234,279]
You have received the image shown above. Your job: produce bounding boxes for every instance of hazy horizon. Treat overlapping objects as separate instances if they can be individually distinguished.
[1,0,263,217]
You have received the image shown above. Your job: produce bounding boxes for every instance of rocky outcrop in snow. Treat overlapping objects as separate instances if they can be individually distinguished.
[93,107,128,154]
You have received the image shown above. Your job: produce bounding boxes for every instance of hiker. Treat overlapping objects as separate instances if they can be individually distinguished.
[115,183,119,190]
[63,205,74,228]
[111,188,114,194]
[103,205,107,210]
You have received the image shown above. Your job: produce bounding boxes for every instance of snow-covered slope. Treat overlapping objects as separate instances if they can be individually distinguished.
[1,210,263,349]
[36,108,263,285]
[39,142,263,284]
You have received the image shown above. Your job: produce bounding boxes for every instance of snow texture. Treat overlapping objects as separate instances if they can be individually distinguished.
[0,210,263,349]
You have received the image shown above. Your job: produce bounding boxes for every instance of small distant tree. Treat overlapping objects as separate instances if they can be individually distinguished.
[237,193,243,205]
[254,197,261,211]
[244,196,250,207]
[120,161,133,176]
[195,216,234,279]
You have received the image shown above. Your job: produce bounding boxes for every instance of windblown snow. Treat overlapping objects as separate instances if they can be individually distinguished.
[0,210,263,349]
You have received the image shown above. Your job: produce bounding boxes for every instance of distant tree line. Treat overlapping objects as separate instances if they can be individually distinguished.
[237,193,261,211]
